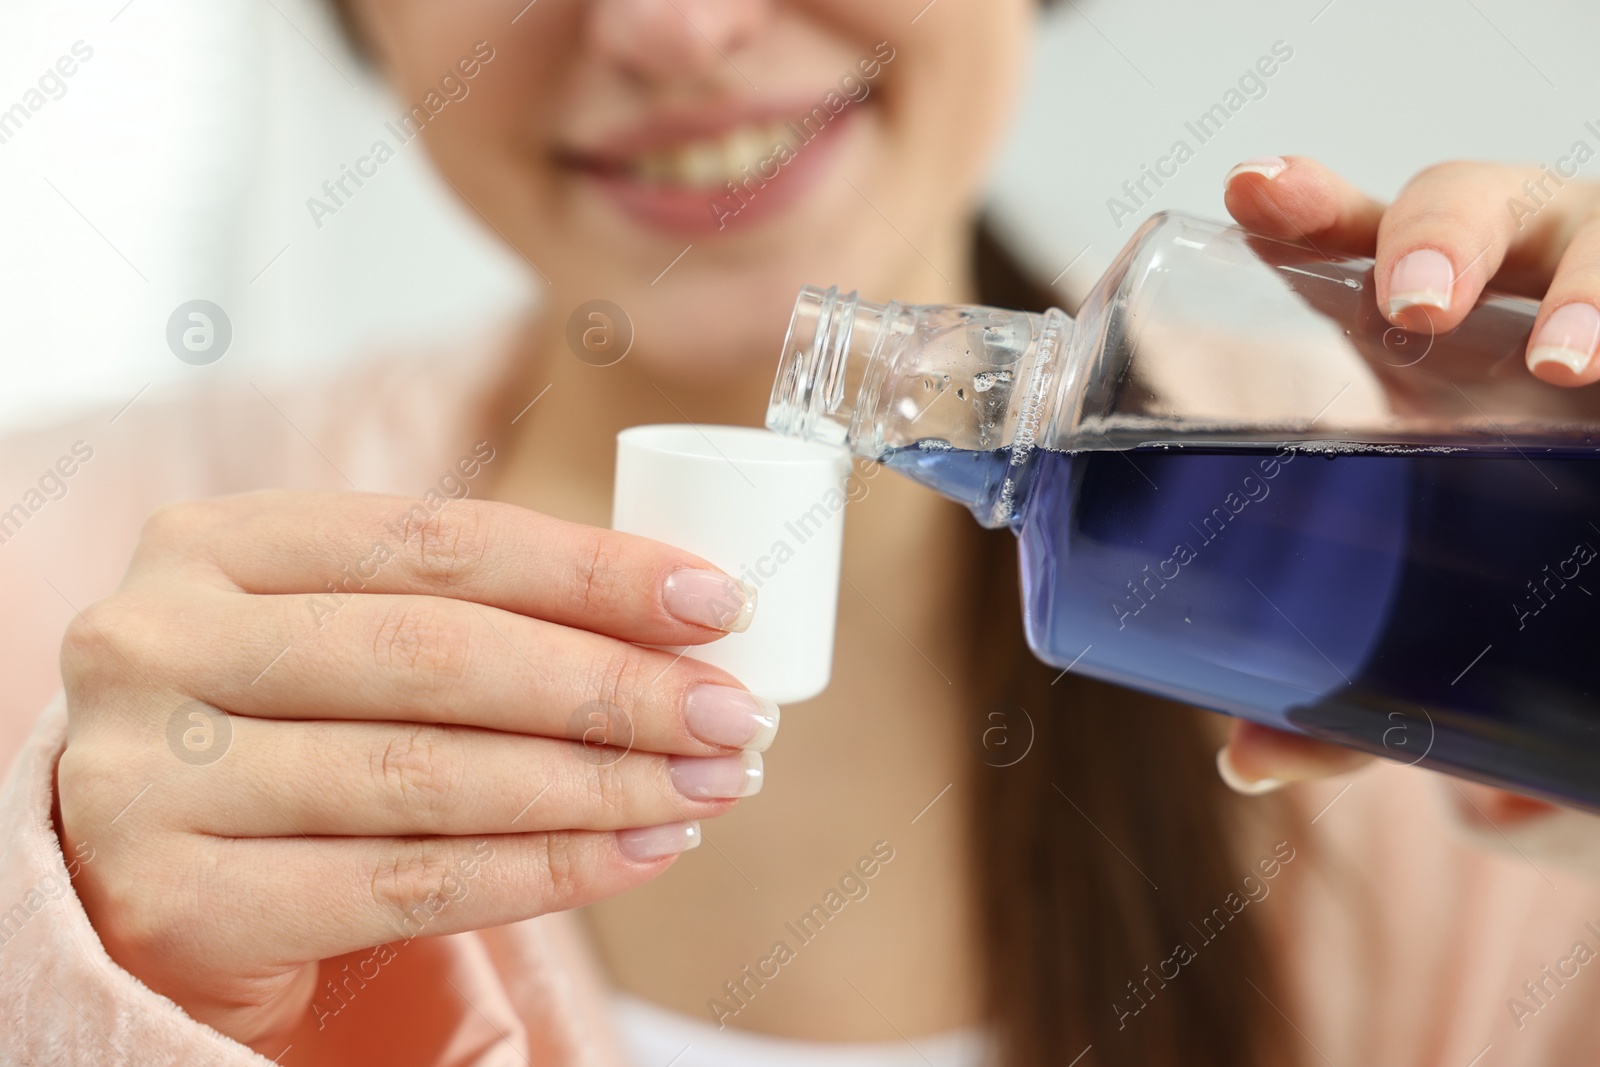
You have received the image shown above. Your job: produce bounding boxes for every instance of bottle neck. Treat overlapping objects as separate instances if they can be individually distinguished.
[767,285,1074,526]
[766,287,885,449]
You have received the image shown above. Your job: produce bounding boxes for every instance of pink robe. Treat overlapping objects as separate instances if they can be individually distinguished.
[3,334,1600,1065]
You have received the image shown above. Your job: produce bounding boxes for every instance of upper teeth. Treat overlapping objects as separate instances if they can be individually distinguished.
[629,121,797,188]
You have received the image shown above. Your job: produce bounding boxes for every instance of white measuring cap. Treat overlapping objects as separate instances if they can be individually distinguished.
[613,425,851,704]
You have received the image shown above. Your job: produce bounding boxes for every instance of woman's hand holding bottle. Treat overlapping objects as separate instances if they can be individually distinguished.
[1220,155,1600,796]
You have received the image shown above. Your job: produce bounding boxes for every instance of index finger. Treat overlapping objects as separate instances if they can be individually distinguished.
[1365,162,1598,334]
[139,490,755,646]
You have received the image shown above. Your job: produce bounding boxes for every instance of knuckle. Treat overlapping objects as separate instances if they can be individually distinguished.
[570,528,627,616]
[136,499,211,554]
[1572,205,1600,246]
[369,599,471,696]
[88,869,163,956]
[533,832,586,908]
[1410,160,1477,185]
[400,505,492,588]
[60,599,111,677]
[1555,261,1600,292]
[581,759,633,821]
[60,597,146,694]
[1385,199,1469,236]
[1544,204,1600,276]
[369,840,459,937]
[1406,159,1511,195]
[56,741,126,826]
[588,643,650,715]
[371,725,461,825]
[80,838,200,961]
[1390,163,1511,228]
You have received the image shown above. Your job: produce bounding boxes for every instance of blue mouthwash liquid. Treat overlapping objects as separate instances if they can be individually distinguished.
[886,442,1600,809]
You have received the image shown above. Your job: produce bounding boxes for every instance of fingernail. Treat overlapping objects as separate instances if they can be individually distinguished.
[617,820,702,861]
[1216,747,1284,796]
[1388,249,1455,321]
[662,569,757,633]
[669,751,764,799]
[1528,302,1600,378]
[1224,156,1287,185]
[683,685,780,751]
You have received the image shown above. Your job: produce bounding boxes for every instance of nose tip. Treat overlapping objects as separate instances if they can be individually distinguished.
[590,0,769,83]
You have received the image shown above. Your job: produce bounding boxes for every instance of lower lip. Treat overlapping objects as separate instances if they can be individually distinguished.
[579,108,857,239]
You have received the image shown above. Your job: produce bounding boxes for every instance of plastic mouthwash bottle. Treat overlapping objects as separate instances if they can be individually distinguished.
[767,211,1600,810]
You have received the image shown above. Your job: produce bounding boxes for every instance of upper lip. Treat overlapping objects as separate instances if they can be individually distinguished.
[558,95,851,168]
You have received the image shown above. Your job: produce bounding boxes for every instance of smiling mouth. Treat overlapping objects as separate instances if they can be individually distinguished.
[561,103,860,237]
[563,117,826,189]
[637,121,802,188]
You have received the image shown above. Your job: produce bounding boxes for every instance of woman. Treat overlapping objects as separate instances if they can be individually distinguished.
[4,1,1600,1064]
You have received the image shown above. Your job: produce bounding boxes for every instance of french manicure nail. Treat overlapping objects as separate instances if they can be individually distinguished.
[1224,156,1287,185]
[669,751,764,799]
[683,685,780,751]
[662,569,757,633]
[617,820,702,861]
[1388,249,1455,320]
[1216,747,1284,797]
[1528,302,1600,378]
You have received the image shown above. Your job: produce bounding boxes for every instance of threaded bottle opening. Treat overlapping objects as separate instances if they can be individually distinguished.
[767,285,887,452]
[767,285,1072,510]
[768,285,840,442]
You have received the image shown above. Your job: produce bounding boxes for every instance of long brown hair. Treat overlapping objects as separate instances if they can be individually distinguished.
[966,222,1290,1066]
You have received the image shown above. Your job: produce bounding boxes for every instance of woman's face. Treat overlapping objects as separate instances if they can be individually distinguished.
[348,0,1034,378]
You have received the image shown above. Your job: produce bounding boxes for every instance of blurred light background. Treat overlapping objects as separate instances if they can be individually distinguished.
[2,0,1596,430]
